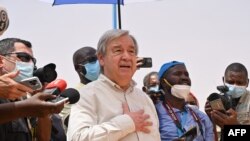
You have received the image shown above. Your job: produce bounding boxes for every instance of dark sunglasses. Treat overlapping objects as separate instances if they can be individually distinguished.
[79,56,97,65]
[3,52,37,65]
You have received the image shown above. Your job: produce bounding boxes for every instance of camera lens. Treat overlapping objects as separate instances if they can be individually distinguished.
[33,63,57,84]
[29,80,37,85]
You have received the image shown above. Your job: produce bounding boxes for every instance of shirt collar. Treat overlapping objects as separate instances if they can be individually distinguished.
[238,90,249,104]
[75,82,85,90]
[99,74,137,92]
[172,105,189,113]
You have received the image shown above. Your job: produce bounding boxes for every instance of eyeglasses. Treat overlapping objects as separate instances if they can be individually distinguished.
[79,56,97,65]
[3,52,37,65]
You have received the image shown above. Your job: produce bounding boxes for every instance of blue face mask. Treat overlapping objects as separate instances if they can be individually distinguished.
[83,61,100,81]
[13,61,34,82]
[225,83,247,98]
[3,57,34,82]
[148,85,159,93]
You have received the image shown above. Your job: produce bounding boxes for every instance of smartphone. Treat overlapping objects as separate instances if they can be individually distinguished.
[50,96,68,104]
[179,126,197,141]
[138,57,152,68]
[20,76,42,90]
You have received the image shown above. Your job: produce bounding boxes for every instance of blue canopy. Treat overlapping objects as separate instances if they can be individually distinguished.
[53,0,124,5]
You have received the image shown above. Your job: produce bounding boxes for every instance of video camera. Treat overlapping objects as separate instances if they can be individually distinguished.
[33,63,57,84]
[207,85,232,112]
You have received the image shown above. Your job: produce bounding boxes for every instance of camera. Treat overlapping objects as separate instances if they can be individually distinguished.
[207,85,232,112]
[33,63,57,84]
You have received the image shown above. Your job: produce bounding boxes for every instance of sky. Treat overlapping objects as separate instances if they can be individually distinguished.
[1,0,250,111]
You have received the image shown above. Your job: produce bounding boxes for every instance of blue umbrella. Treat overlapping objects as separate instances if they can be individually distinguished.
[53,0,124,29]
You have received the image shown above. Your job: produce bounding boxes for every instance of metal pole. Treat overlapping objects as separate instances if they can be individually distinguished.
[117,0,122,29]
[112,4,117,29]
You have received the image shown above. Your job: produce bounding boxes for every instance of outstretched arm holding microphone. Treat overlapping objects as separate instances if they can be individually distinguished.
[0,5,70,141]
[0,92,65,124]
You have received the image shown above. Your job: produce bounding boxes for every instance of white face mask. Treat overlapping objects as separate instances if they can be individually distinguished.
[171,84,191,100]
[225,83,247,98]
[164,79,191,100]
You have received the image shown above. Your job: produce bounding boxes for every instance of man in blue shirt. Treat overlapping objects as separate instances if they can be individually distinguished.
[156,61,214,141]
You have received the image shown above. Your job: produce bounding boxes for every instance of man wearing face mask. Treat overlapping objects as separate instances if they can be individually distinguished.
[0,7,65,132]
[60,46,100,130]
[142,71,163,104]
[156,61,214,141]
[73,46,100,83]
[0,38,66,141]
[205,62,250,141]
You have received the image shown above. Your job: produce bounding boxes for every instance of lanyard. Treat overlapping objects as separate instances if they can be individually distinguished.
[162,100,204,138]
[189,107,204,138]
[162,101,186,133]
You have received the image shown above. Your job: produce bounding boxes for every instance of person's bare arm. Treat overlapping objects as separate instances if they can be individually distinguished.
[0,92,64,124]
[36,116,52,141]
[211,108,238,128]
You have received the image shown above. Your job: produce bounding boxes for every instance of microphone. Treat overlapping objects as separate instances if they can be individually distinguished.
[43,79,67,96]
[50,88,80,104]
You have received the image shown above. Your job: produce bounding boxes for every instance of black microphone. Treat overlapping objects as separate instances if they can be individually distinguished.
[50,88,80,104]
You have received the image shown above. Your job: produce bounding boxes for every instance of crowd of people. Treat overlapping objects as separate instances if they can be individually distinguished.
[1,4,250,141]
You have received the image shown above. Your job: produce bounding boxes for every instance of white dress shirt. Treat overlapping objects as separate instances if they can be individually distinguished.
[67,74,161,141]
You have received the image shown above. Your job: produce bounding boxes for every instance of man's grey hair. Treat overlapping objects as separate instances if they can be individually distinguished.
[97,29,139,73]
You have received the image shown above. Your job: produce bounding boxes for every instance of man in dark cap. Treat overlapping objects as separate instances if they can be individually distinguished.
[156,61,214,141]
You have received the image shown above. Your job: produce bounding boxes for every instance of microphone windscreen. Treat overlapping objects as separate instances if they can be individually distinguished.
[60,88,80,104]
[46,79,67,92]
[207,93,221,101]
[0,6,9,36]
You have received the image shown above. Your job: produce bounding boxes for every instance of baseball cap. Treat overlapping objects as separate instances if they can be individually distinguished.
[158,61,184,79]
